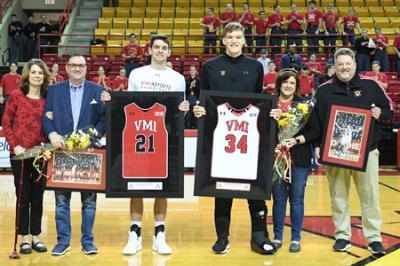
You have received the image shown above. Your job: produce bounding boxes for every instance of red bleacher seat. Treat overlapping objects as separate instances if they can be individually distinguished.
[114,54,123,62]
[169,55,181,62]
[96,54,111,62]
[42,54,58,63]
[82,54,93,63]
[185,54,200,62]
[60,54,69,62]
[110,61,125,71]
[92,61,110,71]
[386,72,398,81]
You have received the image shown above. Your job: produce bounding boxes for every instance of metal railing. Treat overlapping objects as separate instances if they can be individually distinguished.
[58,0,77,33]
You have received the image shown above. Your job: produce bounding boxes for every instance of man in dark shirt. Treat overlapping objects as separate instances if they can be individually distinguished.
[280,44,302,70]
[24,16,38,61]
[314,48,392,256]
[8,14,23,63]
[193,22,275,255]
[36,15,52,55]
[355,28,373,72]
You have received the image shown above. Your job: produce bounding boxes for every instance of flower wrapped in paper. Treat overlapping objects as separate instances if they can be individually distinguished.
[13,126,102,180]
[273,98,316,183]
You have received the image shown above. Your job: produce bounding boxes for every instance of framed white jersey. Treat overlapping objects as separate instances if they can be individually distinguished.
[211,103,260,180]
[194,90,277,200]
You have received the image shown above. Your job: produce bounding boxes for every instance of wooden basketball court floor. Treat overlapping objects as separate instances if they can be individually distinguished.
[0,170,399,266]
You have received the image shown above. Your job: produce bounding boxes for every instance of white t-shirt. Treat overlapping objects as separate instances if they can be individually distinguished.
[257,57,271,74]
[128,65,186,93]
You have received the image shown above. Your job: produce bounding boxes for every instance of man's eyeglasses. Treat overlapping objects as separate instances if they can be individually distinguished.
[67,63,86,68]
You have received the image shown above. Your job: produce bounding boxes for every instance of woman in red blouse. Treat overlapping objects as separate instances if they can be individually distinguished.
[2,59,51,254]
[92,66,110,90]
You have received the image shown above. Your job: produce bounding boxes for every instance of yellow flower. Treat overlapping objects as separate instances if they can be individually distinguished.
[79,134,90,149]
[65,140,74,150]
[297,103,309,115]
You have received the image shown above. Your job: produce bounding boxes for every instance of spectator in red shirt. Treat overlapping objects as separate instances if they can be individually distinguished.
[122,33,143,77]
[373,27,390,72]
[267,4,284,57]
[263,61,278,94]
[322,4,339,55]
[305,0,323,54]
[305,53,323,76]
[299,66,314,96]
[2,59,51,254]
[286,4,304,52]
[144,32,157,65]
[51,63,64,84]
[220,3,236,27]
[92,66,111,90]
[0,62,21,104]
[254,10,268,54]
[341,9,361,47]
[365,61,388,89]
[112,67,128,91]
[200,7,220,54]
[393,32,400,76]
[238,3,255,53]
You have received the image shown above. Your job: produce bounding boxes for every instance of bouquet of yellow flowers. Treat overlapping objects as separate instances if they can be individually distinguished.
[274,98,315,183]
[13,127,101,180]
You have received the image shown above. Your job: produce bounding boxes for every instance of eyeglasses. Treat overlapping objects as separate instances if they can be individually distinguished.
[67,63,87,68]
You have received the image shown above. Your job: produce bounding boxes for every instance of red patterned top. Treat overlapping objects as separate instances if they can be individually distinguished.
[2,89,46,154]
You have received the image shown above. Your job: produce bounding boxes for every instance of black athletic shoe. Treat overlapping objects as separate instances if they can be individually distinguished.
[332,239,351,252]
[368,241,386,257]
[250,236,276,255]
[212,237,230,254]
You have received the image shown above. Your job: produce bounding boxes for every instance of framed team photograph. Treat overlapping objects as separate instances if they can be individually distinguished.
[46,149,106,192]
[194,90,277,200]
[321,104,374,171]
[106,92,185,198]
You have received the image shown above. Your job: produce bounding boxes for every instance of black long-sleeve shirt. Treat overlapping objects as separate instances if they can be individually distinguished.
[36,22,52,37]
[355,36,373,55]
[8,21,23,37]
[200,53,264,93]
[24,22,38,39]
[185,76,200,98]
[314,74,393,150]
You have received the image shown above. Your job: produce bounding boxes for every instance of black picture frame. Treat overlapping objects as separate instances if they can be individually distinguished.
[320,103,374,171]
[106,92,184,198]
[194,90,277,200]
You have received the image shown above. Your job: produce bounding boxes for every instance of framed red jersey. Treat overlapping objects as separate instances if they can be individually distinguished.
[106,92,184,198]
[122,102,168,179]
[194,90,277,200]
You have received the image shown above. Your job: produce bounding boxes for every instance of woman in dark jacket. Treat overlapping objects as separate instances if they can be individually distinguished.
[269,69,319,253]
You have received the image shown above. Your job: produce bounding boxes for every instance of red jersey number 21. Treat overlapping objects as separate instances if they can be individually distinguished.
[135,134,155,152]
[224,134,248,153]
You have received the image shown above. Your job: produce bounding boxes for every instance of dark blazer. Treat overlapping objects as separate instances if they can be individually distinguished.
[42,80,106,137]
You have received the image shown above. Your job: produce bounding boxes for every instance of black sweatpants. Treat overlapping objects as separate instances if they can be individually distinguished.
[214,197,268,238]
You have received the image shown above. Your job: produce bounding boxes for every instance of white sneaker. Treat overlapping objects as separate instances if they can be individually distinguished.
[122,231,142,255]
[152,232,172,255]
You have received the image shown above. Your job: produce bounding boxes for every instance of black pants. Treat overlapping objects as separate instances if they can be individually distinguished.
[270,28,283,57]
[11,156,45,236]
[214,197,268,238]
[203,33,217,54]
[324,29,337,55]
[244,28,253,53]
